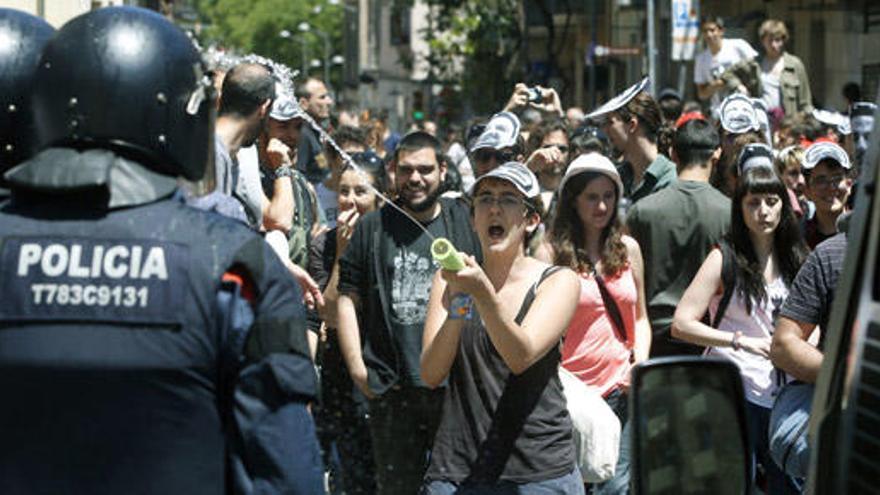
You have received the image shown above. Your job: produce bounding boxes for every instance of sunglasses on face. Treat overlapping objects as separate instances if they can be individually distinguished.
[472,149,516,163]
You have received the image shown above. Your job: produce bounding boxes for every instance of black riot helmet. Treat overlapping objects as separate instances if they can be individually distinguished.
[0,9,54,176]
[30,6,215,181]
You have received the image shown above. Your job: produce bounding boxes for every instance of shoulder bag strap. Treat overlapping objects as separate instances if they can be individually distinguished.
[593,267,628,343]
[514,265,565,325]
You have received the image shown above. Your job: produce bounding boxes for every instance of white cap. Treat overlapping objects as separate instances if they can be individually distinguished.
[719,94,760,134]
[558,152,624,199]
[803,141,851,170]
[737,143,775,175]
[812,108,850,136]
[270,84,305,121]
[469,161,540,199]
[470,112,521,152]
[585,77,650,120]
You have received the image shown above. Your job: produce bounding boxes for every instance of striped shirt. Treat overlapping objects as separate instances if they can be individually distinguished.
[778,233,848,350]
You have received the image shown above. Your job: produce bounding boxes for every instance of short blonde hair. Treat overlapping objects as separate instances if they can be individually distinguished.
[774,145,804,177]
[759,19,789,42]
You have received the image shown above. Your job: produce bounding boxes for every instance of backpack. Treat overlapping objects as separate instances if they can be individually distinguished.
[286,170,317,268]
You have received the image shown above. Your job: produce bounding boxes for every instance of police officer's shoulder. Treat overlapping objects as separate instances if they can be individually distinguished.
[178,197,263,244]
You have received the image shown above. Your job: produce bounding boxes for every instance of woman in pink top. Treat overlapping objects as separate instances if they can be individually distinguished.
[538,152,651,494]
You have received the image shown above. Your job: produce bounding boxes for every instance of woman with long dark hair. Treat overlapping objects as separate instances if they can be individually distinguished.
[673,165,808,494]
[539,152,652,494]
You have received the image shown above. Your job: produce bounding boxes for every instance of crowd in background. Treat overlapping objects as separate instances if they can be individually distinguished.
[1,6,873,495]
[210,14,868,495]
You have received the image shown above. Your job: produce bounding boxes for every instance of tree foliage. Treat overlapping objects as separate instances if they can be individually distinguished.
[422,0,525,115]
[193,0,344,79]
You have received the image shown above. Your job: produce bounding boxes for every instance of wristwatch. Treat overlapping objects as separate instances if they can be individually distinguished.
[273,165,293,179]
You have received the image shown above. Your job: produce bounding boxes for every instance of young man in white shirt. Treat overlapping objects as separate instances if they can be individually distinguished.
[694,16,758,117]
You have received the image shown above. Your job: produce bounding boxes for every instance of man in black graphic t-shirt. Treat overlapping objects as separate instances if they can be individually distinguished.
[337,131,480,495]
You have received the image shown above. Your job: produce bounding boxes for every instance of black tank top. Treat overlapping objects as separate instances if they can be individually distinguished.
[426,266,575,484]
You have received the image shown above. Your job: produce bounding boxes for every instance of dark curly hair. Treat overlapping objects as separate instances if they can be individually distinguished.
[728,166,808,313]
[550,171,628,276]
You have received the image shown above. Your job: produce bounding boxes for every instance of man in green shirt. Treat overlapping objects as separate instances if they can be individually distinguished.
[626,118,730,357]
[586,77,677,206]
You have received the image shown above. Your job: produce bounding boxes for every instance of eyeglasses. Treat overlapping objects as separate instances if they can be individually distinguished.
[810,174,847,189]
[474,194,527,212]
[472,148,516,163]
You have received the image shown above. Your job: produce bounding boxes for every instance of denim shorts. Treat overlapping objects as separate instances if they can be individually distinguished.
[422,468,585,495]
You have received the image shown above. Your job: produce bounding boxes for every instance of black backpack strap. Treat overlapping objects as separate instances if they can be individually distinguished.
[514,265,565,325]
[593,267,628,343]
[711,241,737,328]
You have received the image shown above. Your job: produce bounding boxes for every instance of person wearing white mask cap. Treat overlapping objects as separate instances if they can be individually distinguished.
[587,77,676,205]
[237,86,318,241]
[716,93,766,195]
[468,111,526,178]
[801,141,853,249]
[849,101,877,164]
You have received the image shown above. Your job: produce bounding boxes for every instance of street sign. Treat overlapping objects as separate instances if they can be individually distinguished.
[671,0,700,61]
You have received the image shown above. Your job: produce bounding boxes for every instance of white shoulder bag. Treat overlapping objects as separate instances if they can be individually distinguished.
[558,365,621,483]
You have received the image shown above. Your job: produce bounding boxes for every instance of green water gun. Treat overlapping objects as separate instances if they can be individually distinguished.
[431,238,466,271]
[431,238,473,319]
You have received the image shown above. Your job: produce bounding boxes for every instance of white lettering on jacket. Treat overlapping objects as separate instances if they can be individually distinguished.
[16,243,168,281]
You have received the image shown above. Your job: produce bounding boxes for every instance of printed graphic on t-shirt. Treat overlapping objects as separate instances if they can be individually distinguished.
[390,250,438,325]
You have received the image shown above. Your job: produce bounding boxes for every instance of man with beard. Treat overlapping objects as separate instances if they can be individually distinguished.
[336,131,481,495]
[207,62,275,226]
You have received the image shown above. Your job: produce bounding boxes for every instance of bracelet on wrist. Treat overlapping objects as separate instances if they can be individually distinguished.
[448,294,474,321]
[731,331,743,351]
[274,165,293,179]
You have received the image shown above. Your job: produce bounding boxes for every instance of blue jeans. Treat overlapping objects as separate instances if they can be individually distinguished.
[769,382,812,483]
[422,468,585,494]
[746,401,802,494]
[593,388,631,495]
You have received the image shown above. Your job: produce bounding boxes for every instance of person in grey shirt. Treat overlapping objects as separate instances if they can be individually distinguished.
[626,118,730,357]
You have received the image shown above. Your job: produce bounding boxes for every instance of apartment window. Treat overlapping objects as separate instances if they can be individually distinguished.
[390,4,410,46]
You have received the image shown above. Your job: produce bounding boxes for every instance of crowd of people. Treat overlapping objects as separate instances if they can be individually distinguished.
[0,5,874,495]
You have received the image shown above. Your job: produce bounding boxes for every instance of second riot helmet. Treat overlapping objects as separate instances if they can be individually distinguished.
[30,6,215,181]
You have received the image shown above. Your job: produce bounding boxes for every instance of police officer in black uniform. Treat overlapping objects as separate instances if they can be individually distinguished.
[0,7,322,494]
[0,8,54,200]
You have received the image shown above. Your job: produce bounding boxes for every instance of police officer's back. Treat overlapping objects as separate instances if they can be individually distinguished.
[0,7,318,494]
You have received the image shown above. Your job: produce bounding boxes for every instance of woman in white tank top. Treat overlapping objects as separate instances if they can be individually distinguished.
[673,166,808,494]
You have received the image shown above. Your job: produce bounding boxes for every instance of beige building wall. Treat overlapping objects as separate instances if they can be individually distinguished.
[356,0,434,130]
[1,0,125,27]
